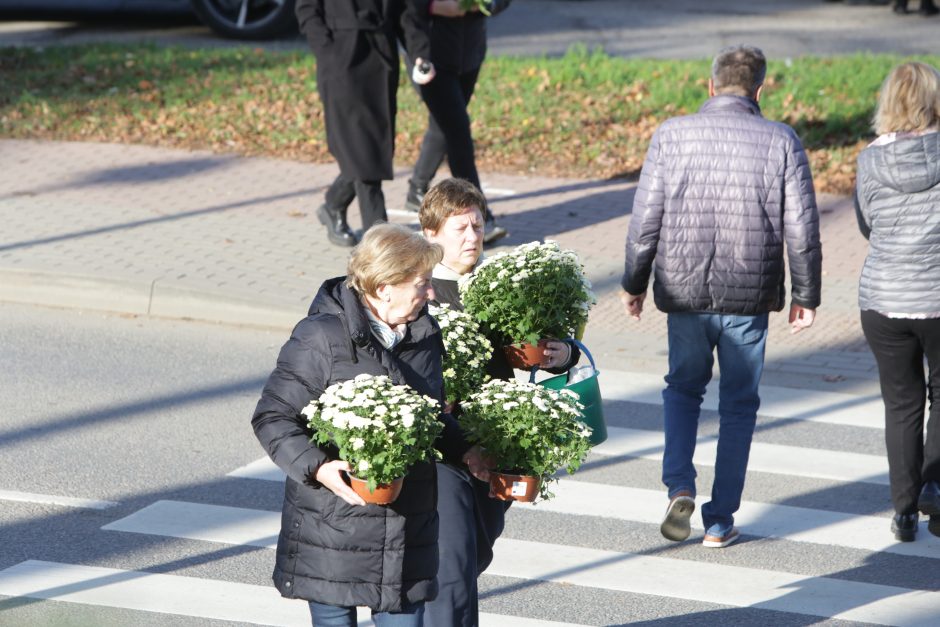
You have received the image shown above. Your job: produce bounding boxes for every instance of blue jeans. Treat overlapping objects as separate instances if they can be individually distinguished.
[662,312,768,531]
[309,600,424,626]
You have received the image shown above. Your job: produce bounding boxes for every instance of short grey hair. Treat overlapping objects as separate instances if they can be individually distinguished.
[711,45,766,98]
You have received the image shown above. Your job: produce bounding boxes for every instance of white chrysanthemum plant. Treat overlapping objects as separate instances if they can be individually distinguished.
[302,374,444,492]
[458,379,593,500]
[428,303,492,403]
[457,240,596,347]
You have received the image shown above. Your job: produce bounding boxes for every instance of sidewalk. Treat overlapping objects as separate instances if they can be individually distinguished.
[0,139,878,396]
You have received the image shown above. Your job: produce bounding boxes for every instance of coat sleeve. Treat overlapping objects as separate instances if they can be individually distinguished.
[853,165,872,240]
[251,319,333,487]
[782,130,823,309]
[399,0,431,62]
[295,0,332,50]
[487,0,513,16]
[622,128,665,295]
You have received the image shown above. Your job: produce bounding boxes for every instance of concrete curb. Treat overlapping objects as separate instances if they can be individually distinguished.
[0,267,299,331]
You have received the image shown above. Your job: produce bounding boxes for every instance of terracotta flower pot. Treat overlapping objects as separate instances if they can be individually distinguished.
[347,474,404,505]
[502,340,549,370]
[489,471,541,502]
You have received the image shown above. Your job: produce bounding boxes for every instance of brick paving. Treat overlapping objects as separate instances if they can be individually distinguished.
[0,138,879,395]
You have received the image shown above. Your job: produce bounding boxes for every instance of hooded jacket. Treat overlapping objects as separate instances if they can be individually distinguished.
[622,95,822,315]
[855,131,940,315]
[251,277,469,612]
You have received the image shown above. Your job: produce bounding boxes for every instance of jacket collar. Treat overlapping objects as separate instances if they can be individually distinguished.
[699,94,762,117]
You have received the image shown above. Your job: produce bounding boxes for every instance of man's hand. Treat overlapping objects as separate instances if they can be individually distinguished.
[462,445,492,482]
[788,304,816,335]
[315,460,367,506]
[620,290,647,321]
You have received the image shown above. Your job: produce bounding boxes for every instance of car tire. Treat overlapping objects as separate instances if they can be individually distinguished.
[190,0,298,40]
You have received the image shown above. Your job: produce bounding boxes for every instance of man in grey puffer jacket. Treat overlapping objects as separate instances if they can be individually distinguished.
[621,45,822,548]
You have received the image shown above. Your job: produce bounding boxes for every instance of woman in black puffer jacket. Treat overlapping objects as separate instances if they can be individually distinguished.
[252,224,485,625]
[855,61,940,544]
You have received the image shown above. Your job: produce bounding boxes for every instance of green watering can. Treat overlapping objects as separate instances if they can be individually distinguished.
[533,340,608,446]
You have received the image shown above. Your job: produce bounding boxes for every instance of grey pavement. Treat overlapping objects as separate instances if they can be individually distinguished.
[0,139,878,398]
[1,0,939,59]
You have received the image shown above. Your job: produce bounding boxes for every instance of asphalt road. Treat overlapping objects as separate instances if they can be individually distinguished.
[2,0,940,59]
[1,301,936,626]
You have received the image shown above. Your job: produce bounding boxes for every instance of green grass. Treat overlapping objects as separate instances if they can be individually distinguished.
[2,44,937,193]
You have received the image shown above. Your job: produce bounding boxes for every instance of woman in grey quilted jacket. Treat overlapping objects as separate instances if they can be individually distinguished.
[855,61,940,543]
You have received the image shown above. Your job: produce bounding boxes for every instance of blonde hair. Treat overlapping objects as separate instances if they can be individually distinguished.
[873,62,940,135]
[418,178,487,234]
[346,224,443,297]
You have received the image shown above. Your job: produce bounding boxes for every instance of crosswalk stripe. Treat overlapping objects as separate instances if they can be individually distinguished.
[594,426,889,485]
[515,481,940,558]
[0,560,309,626]
[486,539,939,627]
[0,489,118,510]
[0,560,582,627]
[105,482,940,561]
[98,501,940,627]
[232,422,890,489]
[583,369,884,430]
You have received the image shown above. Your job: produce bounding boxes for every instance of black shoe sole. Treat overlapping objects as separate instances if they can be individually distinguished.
[893,527,916,542]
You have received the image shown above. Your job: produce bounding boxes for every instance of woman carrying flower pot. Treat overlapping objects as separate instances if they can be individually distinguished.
[252,223,488,626]
[418,178,579,627]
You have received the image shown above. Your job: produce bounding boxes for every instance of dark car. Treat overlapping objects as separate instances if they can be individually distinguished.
[0,0,298,40]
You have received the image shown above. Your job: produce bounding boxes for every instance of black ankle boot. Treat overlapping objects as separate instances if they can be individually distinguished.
[918,480,940,515]
[894,0,909,13]
[891,513,918,542]
[404,179,427,213]
[317,205,357,247]
[920,0,938,15]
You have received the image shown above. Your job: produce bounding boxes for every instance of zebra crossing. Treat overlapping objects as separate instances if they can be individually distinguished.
[1,368,937,626]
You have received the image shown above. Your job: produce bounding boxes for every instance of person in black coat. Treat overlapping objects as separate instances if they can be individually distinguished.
[418,178,580,626]
[295,0,436,248]
[405,0,512,245]
[252,224,489,625]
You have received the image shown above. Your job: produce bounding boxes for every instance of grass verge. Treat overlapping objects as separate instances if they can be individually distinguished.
[2,44,937,194]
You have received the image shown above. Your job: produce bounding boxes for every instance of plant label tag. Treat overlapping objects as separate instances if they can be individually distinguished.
[511,481,527,496]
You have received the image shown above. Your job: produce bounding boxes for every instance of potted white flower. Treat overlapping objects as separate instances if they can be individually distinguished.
[458,240,596,368]
[302,374,444,504]
[429,303,492,404]
[458,379,593,501]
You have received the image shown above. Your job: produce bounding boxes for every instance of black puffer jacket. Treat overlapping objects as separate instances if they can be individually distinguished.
[252,277,469,612]
[855,132,940,314]
[622,95,822,314]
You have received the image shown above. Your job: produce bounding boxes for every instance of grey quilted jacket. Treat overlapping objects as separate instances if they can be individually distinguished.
[855,132,940,314]
[622,95,822,314]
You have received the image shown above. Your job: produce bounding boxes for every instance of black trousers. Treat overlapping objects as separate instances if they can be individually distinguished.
[413,64,494,221]
[324,174,386,230]
[423,463,509,627]
[861,309,940,514]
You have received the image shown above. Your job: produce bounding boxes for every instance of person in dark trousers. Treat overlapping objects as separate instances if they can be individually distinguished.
[622,45,822,550]
[855,62,940,543]
[419,178,578,626]
[405,0,512,245]
[295,0,436,248]
[893,0,938,15]
[252,224,490,626]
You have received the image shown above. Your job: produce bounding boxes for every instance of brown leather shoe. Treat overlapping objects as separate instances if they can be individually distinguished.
[702,526,740,548]
[660,491,695,541]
